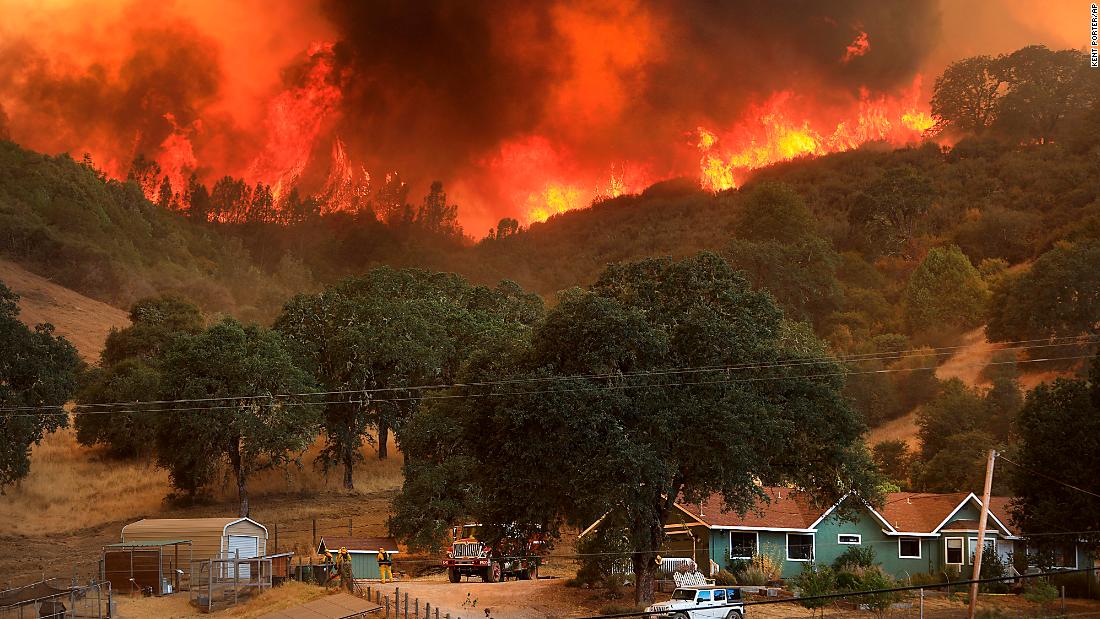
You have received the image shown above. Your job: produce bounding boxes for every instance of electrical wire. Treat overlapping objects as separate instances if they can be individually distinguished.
[0,334,1094,414]
[1,352,1094,420]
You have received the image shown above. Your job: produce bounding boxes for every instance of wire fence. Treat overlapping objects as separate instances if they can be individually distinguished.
[0,578,111,619]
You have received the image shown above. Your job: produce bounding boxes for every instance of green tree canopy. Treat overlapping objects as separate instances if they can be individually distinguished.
[155,318,320,515]
[274,267,542,489]
[0,282,82,488]
[736,182,815,243]
[76,296,205,456]
[987,241,1100,342]
[904,245,988,333]
[916,378,987,461]
[930,55,1004,137]
[390,253,878,605]
[1011,354,1100,547]
[996,46,1097,144]
[725,236,842,326]
[848,167,934,258]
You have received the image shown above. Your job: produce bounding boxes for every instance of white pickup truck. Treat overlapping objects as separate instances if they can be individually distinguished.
[644,586,745,619]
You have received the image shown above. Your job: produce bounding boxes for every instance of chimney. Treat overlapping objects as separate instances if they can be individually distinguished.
[698,502,704,517]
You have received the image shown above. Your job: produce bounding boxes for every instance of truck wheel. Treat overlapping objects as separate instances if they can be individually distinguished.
[447,568,461,583]
[483,562,501,583]
[725,611,743,619]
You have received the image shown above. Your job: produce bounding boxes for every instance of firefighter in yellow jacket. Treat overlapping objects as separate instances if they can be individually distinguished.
[378,547,394,583]
[324,547,355,593]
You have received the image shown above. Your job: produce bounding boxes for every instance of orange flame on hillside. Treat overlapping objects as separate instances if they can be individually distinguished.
[697,77,931,192]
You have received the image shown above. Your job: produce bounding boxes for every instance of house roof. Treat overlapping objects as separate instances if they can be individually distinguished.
[985,496,1018,536]
[675,488,826,531]
[877,493,972,533]
[317,536,400,555]
[671,490,1020,537]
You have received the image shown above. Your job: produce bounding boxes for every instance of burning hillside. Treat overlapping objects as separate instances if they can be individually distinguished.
[0,0,1077,233]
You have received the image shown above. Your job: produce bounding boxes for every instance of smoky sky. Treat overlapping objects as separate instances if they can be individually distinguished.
[321,0,942,179]
[0,23,227,174]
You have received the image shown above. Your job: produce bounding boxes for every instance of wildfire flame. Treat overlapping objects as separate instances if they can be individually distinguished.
[246,42,342,204]
[697,77,931,192]
[843,31,871,62]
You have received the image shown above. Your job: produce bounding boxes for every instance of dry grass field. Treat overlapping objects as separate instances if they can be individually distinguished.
[113,580,334,618]
[0,259,130,360]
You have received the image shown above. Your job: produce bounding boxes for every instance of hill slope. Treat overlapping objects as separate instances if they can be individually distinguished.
[0,258,128,360]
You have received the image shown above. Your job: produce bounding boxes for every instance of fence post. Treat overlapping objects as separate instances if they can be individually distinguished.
[426,601,430,619]
[405,592,409,619]
[385,595,390,618]
[1061,586,1066,615]
[919,588,924,619]
[415,597,419,619]
[434,607,439,619]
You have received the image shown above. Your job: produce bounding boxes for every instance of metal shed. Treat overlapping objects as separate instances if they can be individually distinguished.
[122,517,268,564]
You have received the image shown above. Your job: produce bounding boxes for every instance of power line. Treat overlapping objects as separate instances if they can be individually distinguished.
[998,456,1100,501]
[1,333,1094,414]
[1,352,1094,419]
[0,351,1091,419]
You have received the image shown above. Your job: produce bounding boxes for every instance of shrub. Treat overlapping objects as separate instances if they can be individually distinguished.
[853,567,903,619]
[715,569,738,586]
[736,566,768,586]
[833,546,876,571]
[794,564,836,618]
[1024,579,1059,612]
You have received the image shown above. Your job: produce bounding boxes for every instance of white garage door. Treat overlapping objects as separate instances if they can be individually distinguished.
[227,535,259,578]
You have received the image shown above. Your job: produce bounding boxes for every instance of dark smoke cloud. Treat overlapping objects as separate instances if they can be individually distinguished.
[319,1,562,177]
[319,0,942,187]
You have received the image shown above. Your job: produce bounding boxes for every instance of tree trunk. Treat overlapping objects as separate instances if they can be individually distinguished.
[377,417,389,460]
[342,444,355,491]
[633,516,666,607]
[229,437,249,517]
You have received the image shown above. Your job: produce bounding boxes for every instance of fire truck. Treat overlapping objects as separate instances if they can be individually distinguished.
[441,524,543,583]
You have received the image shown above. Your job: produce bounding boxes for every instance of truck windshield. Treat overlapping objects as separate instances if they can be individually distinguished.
[671,590,696,600]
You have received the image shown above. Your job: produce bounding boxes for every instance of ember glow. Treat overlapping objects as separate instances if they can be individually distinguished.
[0,1,1079,233]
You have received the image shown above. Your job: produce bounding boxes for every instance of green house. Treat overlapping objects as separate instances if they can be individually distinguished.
[660,488,1093,581]
[316,536,401,580]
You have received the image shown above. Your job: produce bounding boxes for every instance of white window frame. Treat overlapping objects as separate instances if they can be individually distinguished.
[729,531,759,560]
[945,536,965,566]
[786,533,815,562]
[898,537,922,559]
[837,534,862,545]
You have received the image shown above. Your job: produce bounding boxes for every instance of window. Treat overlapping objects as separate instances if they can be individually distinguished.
[714,589,726,602]
[696,590,712,602]
[946,537,964,565]
[730,532,758,559]
[899,537,921,559]
[787,533,814,561]
[838,534,862,545]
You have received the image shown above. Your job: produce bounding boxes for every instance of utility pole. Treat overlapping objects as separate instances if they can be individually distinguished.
[968,449,998,619]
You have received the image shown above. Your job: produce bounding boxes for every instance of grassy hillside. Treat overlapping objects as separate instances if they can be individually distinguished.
[0,258,129,359]
[0,141,315,321]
